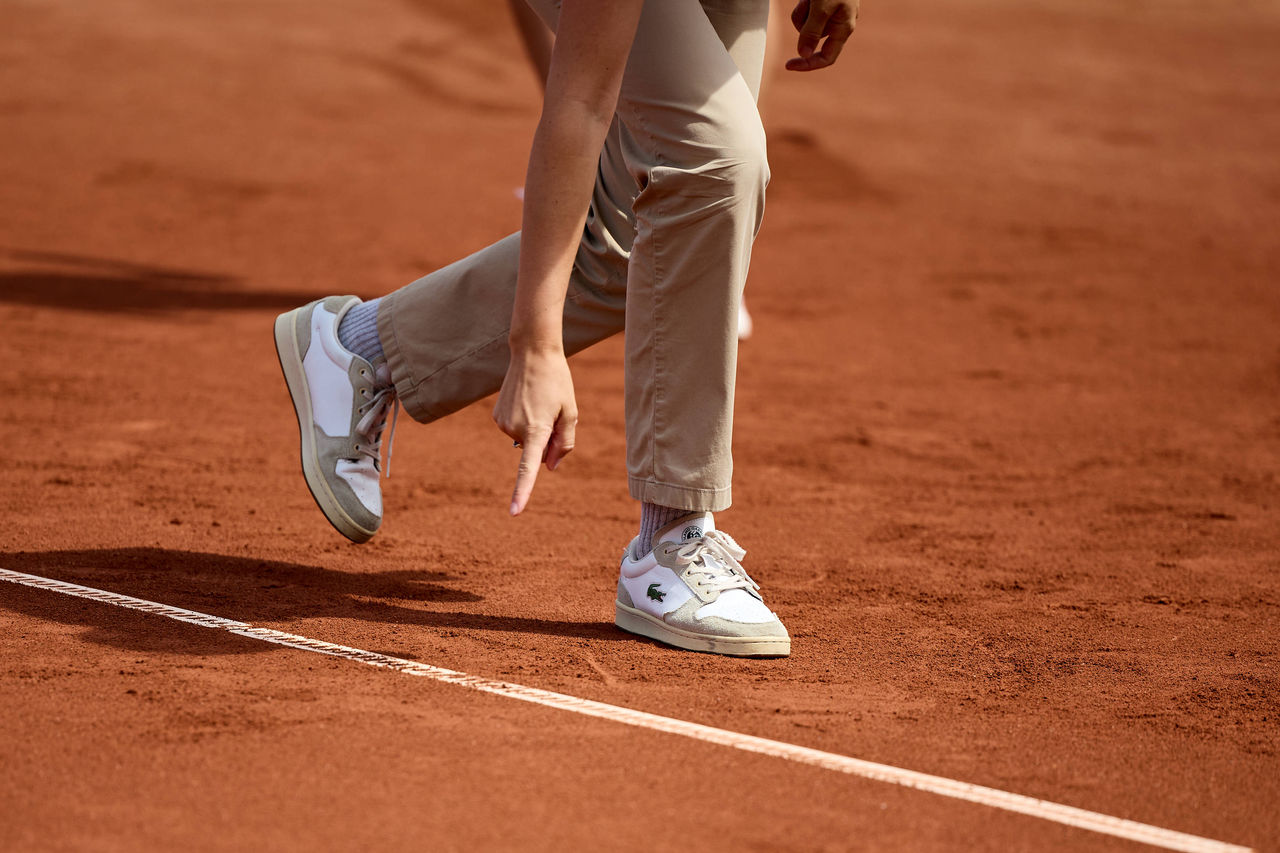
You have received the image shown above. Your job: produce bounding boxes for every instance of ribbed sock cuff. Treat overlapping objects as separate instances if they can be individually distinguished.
[638,503,689,556]
[338,297,385,364]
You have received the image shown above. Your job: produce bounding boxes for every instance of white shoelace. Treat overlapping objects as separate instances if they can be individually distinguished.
[354,384,399,477]
[657,530,761,596]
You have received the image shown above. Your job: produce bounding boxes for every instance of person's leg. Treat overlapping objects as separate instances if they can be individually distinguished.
[606,0,788,657]
[483,0,772,551]
[614,0,771,514]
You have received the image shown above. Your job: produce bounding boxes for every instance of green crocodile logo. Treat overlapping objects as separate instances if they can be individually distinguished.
[646,583,665,602]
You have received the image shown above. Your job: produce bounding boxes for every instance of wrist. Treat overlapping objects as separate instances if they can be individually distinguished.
[508,327,564,357]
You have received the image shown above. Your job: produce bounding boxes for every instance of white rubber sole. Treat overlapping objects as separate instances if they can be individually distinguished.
[273,309,376,544]
[615,601,791,658]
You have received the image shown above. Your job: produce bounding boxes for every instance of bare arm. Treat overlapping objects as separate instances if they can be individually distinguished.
[493,0,644,515]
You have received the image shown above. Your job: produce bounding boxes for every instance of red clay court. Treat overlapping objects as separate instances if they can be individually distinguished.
[2,0,1277,850]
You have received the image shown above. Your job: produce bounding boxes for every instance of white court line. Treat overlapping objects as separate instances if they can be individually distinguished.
[0,567,1251,853]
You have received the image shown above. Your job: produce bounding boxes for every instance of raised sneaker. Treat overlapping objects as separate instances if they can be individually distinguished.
[615,512,790,657]
[273,296,397,543]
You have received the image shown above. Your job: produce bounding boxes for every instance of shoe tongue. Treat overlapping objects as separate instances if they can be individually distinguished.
[653,512,715,551]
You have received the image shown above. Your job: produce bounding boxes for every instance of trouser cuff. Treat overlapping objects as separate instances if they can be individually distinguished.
[628,477,731,513]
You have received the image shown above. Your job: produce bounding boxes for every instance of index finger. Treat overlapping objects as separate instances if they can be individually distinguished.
[509,432,550,516]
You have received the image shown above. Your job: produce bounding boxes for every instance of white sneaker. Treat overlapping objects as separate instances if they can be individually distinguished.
[274,296,397,543]
[615,513,790,657]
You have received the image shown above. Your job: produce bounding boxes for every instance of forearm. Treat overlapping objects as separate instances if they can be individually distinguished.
[508,0,642,355]
[509,102,614,353]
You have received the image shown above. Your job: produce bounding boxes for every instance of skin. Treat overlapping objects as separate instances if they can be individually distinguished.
[786,0,860,71]
[493,0,861,515]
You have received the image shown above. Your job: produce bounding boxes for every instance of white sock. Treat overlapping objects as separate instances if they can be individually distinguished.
[638,503,690,556]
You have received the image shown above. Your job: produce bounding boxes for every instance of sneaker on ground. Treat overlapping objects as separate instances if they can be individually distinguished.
[615,512,790,657]
[274,296,397,543]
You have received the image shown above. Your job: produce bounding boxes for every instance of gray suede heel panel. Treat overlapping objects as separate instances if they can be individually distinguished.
[295,305,313,355]
[616,579,634,608]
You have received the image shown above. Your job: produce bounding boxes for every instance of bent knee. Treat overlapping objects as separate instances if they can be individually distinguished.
[702,135,770,196]
[646,119,770,207]
[694,112,769,190]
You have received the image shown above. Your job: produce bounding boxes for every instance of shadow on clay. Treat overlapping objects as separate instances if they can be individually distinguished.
[0,248,312,313]
[767,128,895,205]
[0,548,626,655]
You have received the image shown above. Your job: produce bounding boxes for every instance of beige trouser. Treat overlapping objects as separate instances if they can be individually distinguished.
[378,0,770,512]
